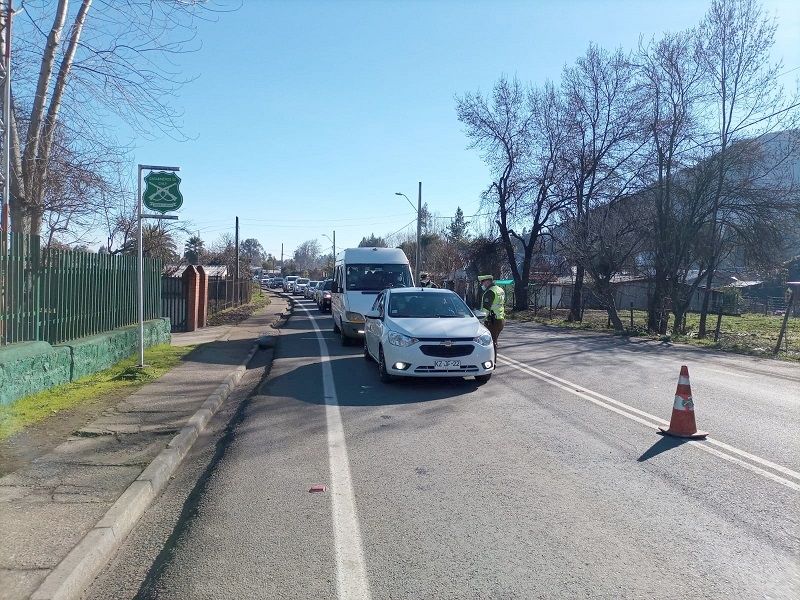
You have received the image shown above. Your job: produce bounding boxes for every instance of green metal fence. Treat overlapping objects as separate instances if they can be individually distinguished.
[0,231,162,346]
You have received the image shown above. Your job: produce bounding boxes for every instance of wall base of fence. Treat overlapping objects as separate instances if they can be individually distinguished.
[0,319,171,407]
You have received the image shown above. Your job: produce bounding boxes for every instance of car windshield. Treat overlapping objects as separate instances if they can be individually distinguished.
[387,292,474,318]
[297,278,309,285]
[346,264,413,291]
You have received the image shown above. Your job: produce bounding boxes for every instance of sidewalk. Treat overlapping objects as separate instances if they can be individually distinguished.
[0,297,290,600]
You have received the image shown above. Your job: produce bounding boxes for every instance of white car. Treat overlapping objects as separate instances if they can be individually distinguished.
[293,277,310,295]
[363,288,494,384]
[305,281,321,299]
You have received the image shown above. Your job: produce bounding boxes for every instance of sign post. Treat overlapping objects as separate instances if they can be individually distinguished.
[138,164,181,367]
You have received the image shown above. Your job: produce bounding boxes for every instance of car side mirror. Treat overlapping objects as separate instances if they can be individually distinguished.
[364,310,381,319]
[474,309,487,321]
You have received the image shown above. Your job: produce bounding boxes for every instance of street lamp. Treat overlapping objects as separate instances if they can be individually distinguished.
[395,181,422,283]
[322,232,336,257]
[322,232,335,276]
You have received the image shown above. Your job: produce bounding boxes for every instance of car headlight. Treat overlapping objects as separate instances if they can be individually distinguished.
[388,330,418,347]
[323,292,331,298]
[474,332,493,347]
[345,311,365,323]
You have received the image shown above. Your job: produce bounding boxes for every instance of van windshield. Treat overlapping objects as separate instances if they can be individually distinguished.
[346,264,413,291]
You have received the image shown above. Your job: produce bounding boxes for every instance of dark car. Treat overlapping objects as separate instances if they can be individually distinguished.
[270,277,284,289]
[317,279,333,312]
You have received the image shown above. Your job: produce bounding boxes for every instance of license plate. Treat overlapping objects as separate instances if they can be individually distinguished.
[433,360,460,369]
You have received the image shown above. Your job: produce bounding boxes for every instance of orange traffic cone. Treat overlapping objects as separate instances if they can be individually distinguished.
[658,366,708,439]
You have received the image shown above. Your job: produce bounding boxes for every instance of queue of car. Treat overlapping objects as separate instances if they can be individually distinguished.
[265,248,494,385]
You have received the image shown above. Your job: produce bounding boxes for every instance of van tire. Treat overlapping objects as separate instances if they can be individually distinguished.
[340,326,352,346]
[333,317,340,334]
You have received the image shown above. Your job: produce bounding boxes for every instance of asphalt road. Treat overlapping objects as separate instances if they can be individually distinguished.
[84,295,800,599]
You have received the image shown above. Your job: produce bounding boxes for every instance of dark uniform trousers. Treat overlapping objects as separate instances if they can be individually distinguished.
[487,318,504,348]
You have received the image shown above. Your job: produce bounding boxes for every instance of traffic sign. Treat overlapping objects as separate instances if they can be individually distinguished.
[143,171,183,213]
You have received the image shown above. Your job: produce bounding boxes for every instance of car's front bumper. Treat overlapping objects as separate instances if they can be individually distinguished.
[383,343,495,378]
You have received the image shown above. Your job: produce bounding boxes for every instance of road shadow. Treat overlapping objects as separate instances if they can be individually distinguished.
[637,435,691,462]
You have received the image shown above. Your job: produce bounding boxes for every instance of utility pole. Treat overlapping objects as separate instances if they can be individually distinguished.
[235,216,240,280]
[234,216,240,304]
[280,243,284,275]
[416,181,422,283]
[0,1,12,233]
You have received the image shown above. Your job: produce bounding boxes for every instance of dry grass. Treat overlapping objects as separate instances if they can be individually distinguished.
[507,307,800,361]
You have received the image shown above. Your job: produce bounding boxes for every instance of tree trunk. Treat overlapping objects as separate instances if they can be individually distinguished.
[648,264,669,333]
[697,268,715,338]
[596,281,624,331]
[673,306,686,335]
[568,264,585,322]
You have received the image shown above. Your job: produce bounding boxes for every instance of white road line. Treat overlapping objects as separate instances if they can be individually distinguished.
[701,368,751,378]
[299,303,371,600]
[498,353,800,492]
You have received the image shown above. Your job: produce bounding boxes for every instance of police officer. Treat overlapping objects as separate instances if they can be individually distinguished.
[478,274,505,349]
[419,272,438,288]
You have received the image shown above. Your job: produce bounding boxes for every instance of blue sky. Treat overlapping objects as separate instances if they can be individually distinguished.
[125,0,800,261]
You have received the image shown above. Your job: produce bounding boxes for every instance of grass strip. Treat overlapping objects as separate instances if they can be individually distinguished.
[0,343,197,441]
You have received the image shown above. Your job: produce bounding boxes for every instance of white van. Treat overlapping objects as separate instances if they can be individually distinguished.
[332,247,413,345]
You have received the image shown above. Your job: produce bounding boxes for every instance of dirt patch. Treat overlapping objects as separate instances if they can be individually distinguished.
[0,387,133,477]
[207,293,272,327]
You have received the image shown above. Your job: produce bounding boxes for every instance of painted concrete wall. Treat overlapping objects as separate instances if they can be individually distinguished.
[0,318,171,406]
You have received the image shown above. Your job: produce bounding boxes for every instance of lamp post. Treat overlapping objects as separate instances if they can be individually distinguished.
[322,232,335,276]
[395,181,422,283]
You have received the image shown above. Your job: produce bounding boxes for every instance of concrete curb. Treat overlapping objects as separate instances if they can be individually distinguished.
[29,344,261,600]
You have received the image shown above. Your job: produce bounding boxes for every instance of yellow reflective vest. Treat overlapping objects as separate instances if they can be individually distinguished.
[482,284,505,319]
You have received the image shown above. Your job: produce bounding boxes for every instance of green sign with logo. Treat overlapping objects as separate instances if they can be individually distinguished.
[143,171,183,213]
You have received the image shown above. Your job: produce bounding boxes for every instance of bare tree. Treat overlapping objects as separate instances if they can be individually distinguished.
[456,76,569,310]
[10,0,217,235]
[694,0,800,336]
[294,239,321,274]
[635,29,708,332]
[562,196,648,330]
[559,43,648,322]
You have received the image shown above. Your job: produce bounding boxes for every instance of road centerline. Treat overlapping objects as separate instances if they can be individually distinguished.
[497,353,800,492]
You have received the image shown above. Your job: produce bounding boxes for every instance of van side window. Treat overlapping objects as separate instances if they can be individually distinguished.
[334,266,343,291]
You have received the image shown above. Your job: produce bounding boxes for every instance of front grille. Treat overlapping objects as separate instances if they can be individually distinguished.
[415,365,479,373]
[419,345,474,358]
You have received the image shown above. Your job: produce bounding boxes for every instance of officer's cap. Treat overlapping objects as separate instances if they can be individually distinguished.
[477,274,494,282]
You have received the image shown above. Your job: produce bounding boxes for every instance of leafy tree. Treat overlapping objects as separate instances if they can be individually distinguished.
[446,207,470,242]
[240,238,266,265]
[184,235,205,265]
[358,233,388,247]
